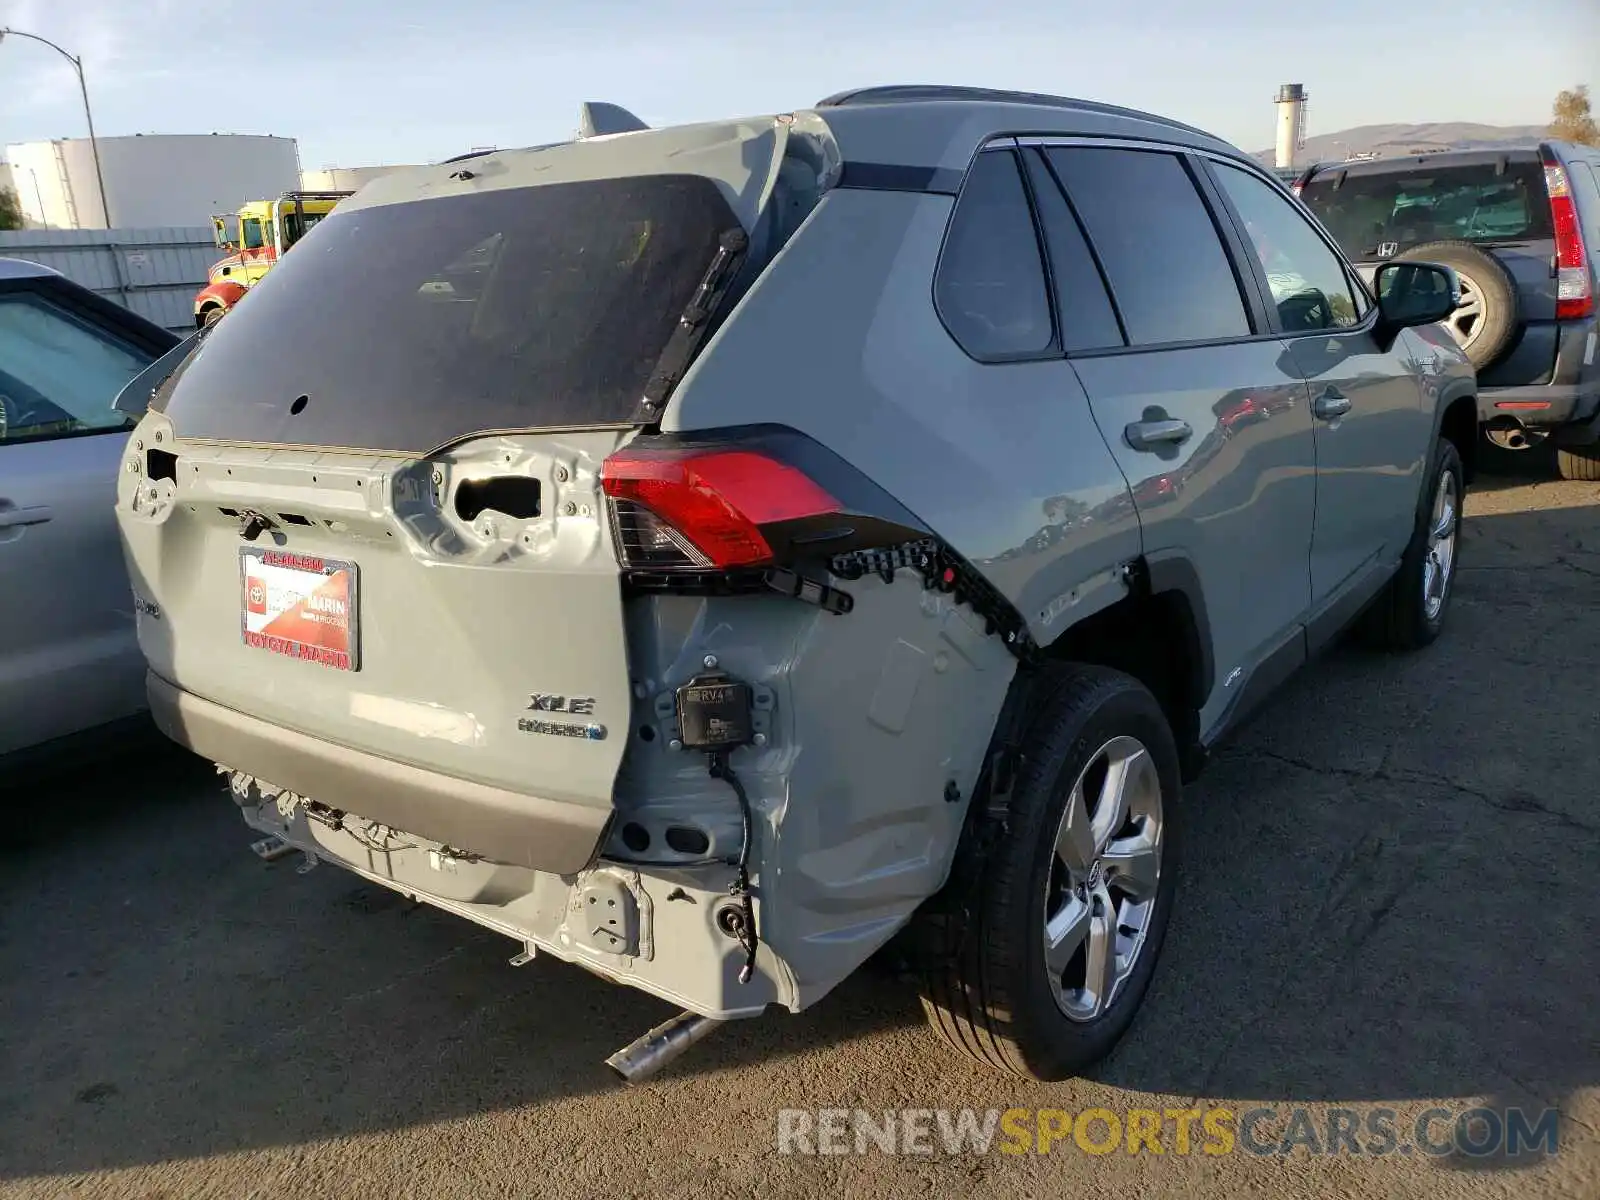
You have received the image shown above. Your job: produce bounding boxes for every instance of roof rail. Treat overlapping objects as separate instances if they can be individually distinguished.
[438,139,573,166]
[813,84,1218,142]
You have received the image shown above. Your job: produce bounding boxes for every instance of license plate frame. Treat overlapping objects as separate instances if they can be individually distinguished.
[239,546,360,671]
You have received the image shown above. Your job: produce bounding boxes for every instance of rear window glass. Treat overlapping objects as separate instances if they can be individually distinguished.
[1300,161,1553,259]
[156,175,743,454]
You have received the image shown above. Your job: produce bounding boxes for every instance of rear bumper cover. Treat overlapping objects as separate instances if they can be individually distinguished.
[146,672,610,873]
[1480,382,1600,435]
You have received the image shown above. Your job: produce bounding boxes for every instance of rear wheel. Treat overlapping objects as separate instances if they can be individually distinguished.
[920,666,1181,1080]
[201,305,224,328]
[1556,446,1600,481]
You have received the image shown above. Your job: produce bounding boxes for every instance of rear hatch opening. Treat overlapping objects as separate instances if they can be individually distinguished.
[119,123,841,868]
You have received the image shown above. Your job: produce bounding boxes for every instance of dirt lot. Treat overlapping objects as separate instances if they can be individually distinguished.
[2,454,1597,1200]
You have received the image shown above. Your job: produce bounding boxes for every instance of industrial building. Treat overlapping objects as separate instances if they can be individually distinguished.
[1274,83,1309,170]
[4,133,300,230]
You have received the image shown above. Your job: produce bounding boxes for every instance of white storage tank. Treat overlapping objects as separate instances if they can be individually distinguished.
[4,133,301,230]
[300,164,422,194]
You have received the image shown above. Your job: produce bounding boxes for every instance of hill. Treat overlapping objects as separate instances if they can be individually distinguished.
[1254,121,1547,165]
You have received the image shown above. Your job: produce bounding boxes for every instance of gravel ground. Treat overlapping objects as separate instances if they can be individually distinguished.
[2,451,1596,1200]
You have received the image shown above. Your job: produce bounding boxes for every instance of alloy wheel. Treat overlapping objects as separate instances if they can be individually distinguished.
[1423,469,1459,621]
[1444,271,1484,352]
[1042,735,1165,1022]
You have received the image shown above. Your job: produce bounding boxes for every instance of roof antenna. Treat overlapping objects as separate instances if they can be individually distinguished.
[578,101,650,139]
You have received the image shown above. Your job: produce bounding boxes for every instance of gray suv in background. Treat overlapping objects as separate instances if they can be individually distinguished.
[115,86,1477,1082]
[1296,141,1600,478]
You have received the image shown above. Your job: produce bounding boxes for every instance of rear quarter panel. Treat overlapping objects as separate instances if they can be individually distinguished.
[666,188,1143,641]
[657,187,1143,1003]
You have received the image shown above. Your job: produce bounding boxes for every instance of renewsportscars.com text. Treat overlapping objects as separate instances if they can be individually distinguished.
[775,1105,1561,1158]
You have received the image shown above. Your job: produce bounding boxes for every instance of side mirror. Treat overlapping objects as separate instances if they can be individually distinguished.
[1375,261,1461,335]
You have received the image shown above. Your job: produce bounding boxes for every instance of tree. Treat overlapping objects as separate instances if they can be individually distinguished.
[1550,85,1600,146]
[0,188,21,231]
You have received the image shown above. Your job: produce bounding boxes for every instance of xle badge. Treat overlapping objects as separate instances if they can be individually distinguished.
[527,693,596,715]
[520,693,605,741]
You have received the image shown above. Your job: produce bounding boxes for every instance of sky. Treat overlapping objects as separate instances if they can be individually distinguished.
[2,0,1597,169]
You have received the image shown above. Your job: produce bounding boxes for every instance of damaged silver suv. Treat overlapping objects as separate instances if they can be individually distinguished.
[116,86,1478,1083]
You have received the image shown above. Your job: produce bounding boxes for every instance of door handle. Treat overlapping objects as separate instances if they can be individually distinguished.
[1124,418,1193,451]
[0,505,53,530]
[1312,390,1353,420]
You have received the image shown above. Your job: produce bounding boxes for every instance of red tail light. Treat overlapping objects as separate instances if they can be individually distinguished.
[601,445,839,570]
[1544,150,1594,320]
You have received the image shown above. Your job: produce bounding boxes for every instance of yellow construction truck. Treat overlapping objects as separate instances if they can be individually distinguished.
[193,191,351,327]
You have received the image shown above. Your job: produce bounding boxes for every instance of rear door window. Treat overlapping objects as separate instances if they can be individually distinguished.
[1299,160,1553,259]
[1045,147,1253,347]
[934,148,1054,359]
[155,175,746,454]
[1019,148,1125,352]
[1211,161,1363,333]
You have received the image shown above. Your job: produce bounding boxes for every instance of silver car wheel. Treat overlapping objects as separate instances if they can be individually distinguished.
[1043,735,1165,1023]
[1423,468,1459,622]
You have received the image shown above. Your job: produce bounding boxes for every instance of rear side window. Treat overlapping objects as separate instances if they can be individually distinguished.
[1046,147,1252,346]
[1299,161,1553,259]
[1020,149,1125,352]
[934,149,1053,359]
[156,175,744,454]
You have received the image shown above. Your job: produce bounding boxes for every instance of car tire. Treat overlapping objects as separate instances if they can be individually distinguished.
[201,306,224,328]
[919,665,1181,1081]
[1363,437,1465,651]
[1397,241,1518,371]
[1556,446,1600,481]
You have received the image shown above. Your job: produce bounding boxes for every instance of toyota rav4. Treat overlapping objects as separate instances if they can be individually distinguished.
[115,86,1477,1083]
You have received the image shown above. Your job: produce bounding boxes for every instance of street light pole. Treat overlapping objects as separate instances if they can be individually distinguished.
[0,27,113,228]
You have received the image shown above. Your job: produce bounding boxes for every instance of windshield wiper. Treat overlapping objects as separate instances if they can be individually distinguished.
[638,227,750,418]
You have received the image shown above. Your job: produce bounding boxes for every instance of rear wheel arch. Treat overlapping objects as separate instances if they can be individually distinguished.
[1028,555,1211,780]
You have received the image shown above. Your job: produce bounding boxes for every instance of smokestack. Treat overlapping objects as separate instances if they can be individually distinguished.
[1274,84,1308,171]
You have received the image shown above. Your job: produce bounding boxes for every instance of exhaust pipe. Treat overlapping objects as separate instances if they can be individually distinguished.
[605,1011,725,1084]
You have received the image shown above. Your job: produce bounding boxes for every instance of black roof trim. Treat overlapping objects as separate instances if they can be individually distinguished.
[835,160,965,195]
[813,85,1219,142]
